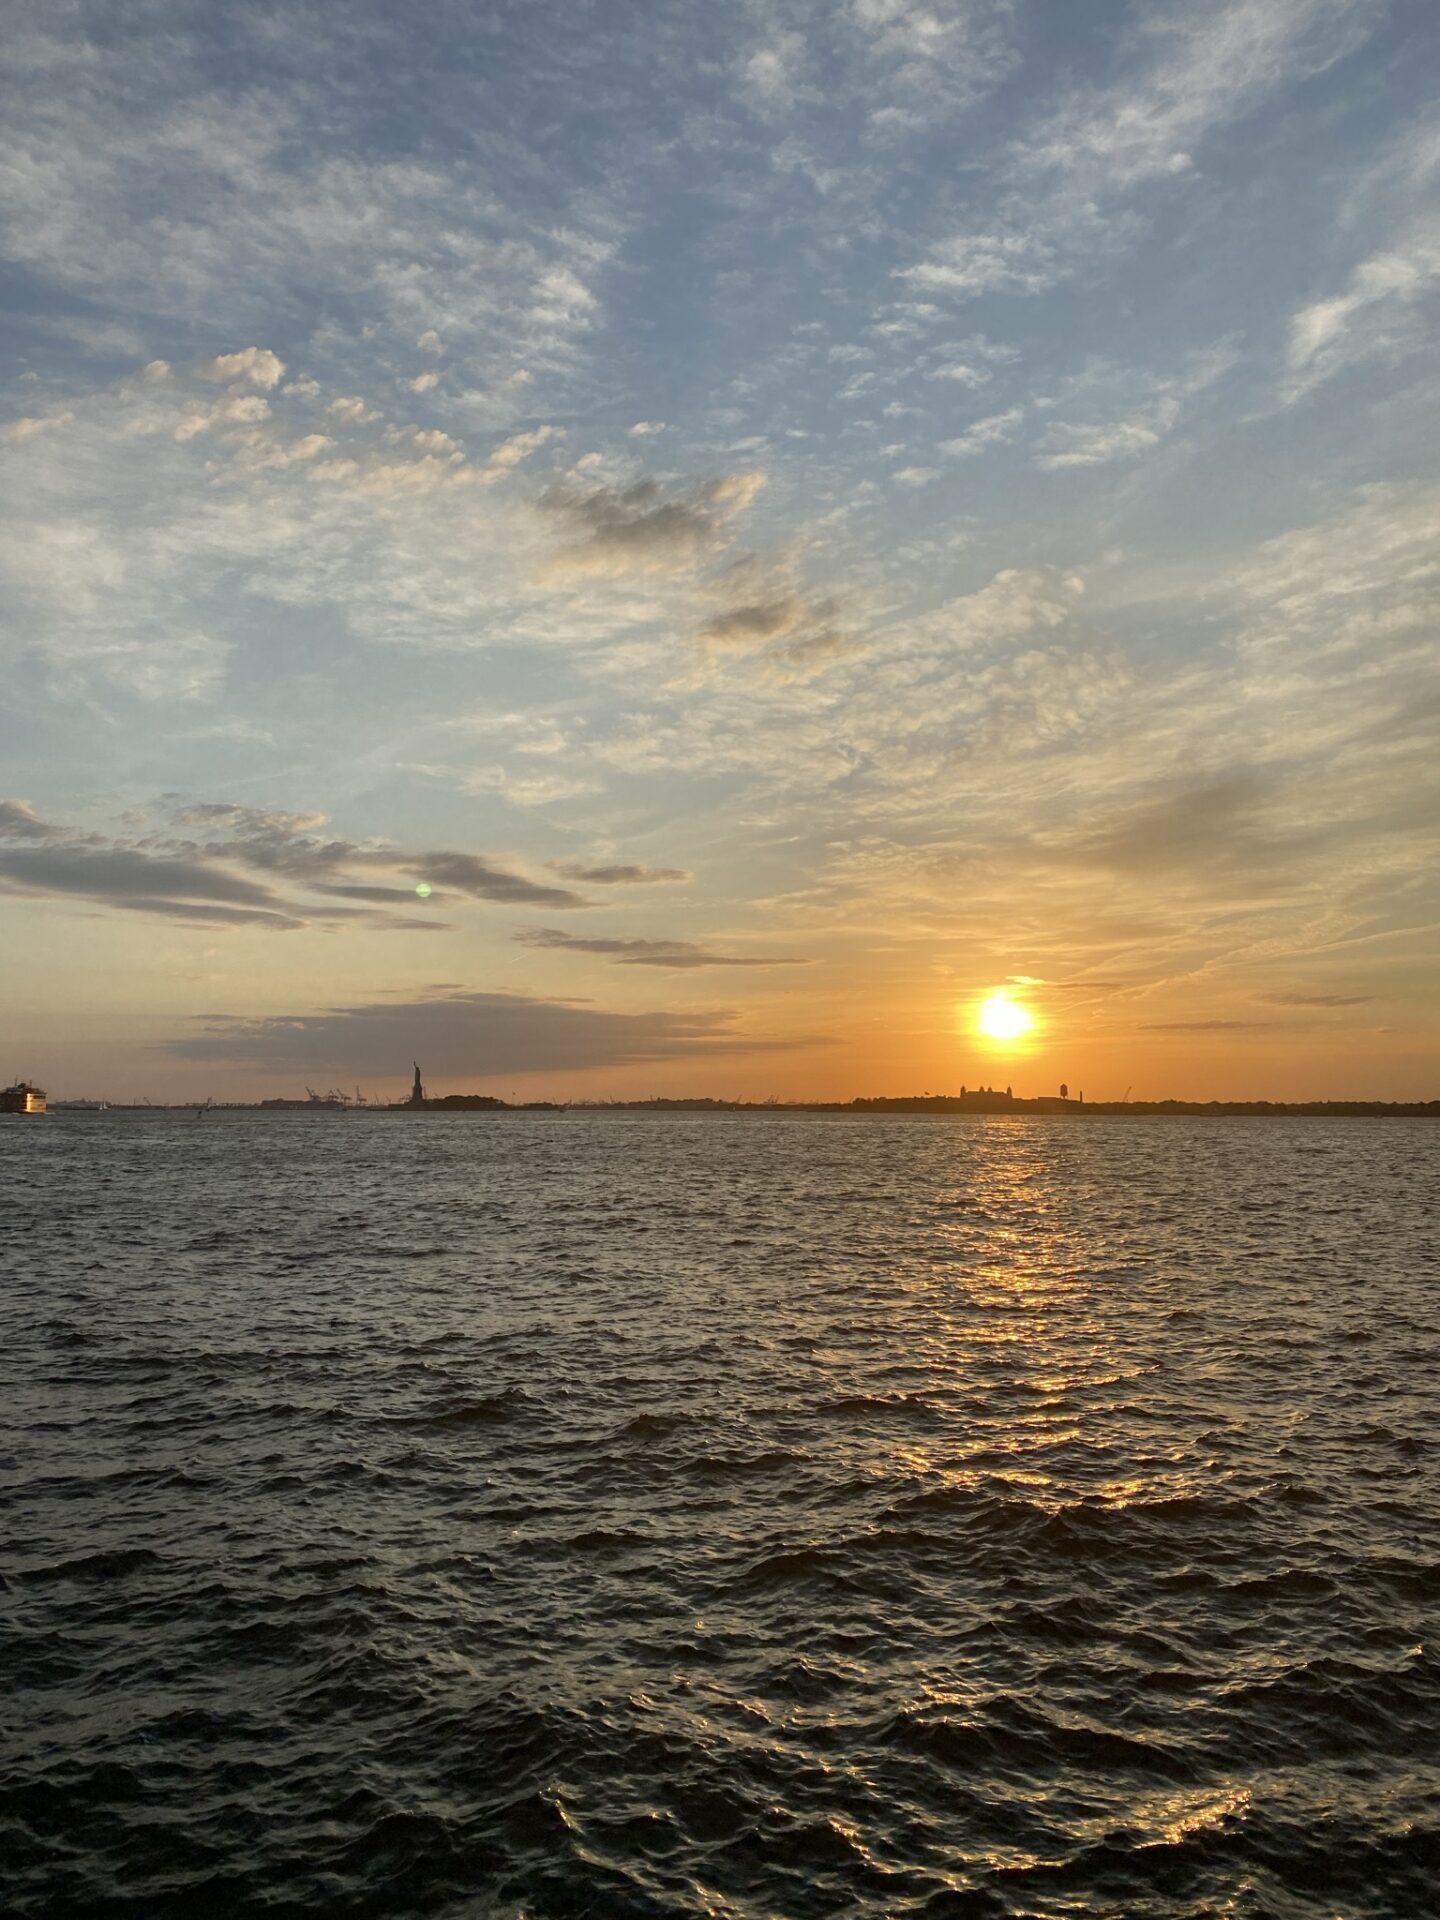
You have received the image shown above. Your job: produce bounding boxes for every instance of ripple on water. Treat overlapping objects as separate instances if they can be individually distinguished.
[1,1111,1437,1918]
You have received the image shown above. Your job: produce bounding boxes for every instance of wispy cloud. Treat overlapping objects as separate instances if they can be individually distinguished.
[547,859,690,885]
[0,798,586,930]
[899,0,1380,302]
[940,408,1024,458]
[1140,1020,1278,1033]
[1284,113,1440,398]
[1035,343,1238,469]
[1261,990,1373,1005]
[517,928,808,969]
[0,838,317,932]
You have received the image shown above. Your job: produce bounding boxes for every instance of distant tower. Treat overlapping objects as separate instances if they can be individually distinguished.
[410,1062,425,1106]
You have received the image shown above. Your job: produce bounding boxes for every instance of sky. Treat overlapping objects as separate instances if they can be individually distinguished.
[2,0,1438,1104]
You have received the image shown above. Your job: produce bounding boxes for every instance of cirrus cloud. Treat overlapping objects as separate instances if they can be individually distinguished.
[516,927,808,969]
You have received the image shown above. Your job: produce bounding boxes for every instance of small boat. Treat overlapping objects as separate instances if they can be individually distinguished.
[1,1081,47,1115]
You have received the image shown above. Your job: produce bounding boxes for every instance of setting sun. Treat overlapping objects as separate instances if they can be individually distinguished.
[976,992,1034,1043]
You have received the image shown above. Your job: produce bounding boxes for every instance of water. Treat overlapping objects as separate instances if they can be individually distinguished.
[2,1112,1436,1918]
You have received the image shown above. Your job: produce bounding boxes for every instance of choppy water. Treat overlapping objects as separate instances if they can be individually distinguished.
[2,1113,1437,1918]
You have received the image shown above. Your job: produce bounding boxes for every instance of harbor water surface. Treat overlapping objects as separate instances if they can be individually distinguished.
[2,1112,1437,1917]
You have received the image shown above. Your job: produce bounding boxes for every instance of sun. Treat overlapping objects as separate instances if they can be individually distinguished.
[976,991,1034,1042]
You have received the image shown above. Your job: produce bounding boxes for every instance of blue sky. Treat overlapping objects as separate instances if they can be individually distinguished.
[2,0,1437,1100]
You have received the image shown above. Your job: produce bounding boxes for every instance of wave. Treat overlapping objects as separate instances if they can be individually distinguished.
[4,1110,1434,1919]
[20,1547,164,1585]
[410,1388,532,1427]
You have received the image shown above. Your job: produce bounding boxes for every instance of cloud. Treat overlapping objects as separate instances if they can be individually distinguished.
[2,412,73,442]
[546,859,690,885]
[407,370,440,393]
[742,33,807,112]
[898,0,1379,301]
[1231,482,1440,666]
[0,23,620,401]
[0,798,63,839]
[327,395,382,425]
[628,420,667,436]
[1260,990,1373,1006]
[692,563,854,681]
[529,262,600,331]
[1139,1020,1278,1032]
[933,567,1083,649]
[940,409,1023,457]
[166,989,808,1076]
[517,928,807,969]
[849,0,1019,130]
[406,427,460,456]
[0,798,586,931]
[925,334,1021,383]
[231,430,331,468]
[1036,411,1176,470]
[405,851,586,907]
[0,463,238,692]
[1025,977,1128,997]
[928,364,990,387]
[173,393,271,440]
[0,842,309,928]
[168,801,330,836]
[1067,771,1272,875]
[307,453,467,495]
[699,595,807,648]
[0,351,593,691]
[459,766,602,808]
[1022,0,1374,191]
[900,234,1059,298]
[416,330,443,354]
[478,423,561,481]
[174,804,587,907]
[1284,114,1440,397]
[195,347,285,389]
[1034,342,1238,470]
[312,882,452,905]
[538,471,766,580]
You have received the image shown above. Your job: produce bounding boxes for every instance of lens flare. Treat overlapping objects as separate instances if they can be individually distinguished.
[415,882,432,898]
[976,991,1033,1042]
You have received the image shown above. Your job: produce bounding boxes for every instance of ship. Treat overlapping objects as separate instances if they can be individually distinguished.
[1,1081,47,1115]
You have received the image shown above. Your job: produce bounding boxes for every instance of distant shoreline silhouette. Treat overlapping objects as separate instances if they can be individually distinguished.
[47,1093,1440,1118]
[372,1093,1440,1118]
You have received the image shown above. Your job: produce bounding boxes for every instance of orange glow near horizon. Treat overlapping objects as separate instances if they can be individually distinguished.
[975,991,1036,1045]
